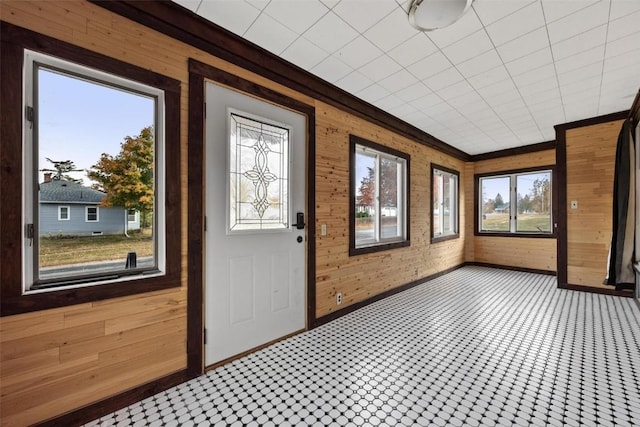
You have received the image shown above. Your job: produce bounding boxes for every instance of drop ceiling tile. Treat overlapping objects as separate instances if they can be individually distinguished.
[443,29,494,65]
[303,11,359,53]
[332,0,397,33]
[197,0,261,36]
[173,0,201,12]
[395,82,433,103]
[357,83,391,104]
[245,0,269,11]
[551,25,607,60]
[387,33,438,67]
[467,66,511,89]
[410,93,447,111]
[472,0,536,26]
[423,68,464,92]
[485,88,524,108]
[485,1,545,47]
[565,98,599,121]
[456,49,503,79]
[376,94,405,111]
[511,63,556,88]
[335,37,383,69]
[335,70,375,94]
[518,77,558,97]
[358,54,402,82]
[437,80,475,100]
[505,47,553,77]
[603,49,640,73]
[546,1,610,44]
[524,86,562,107]
[563,87,601,105]
[406,51,452,80]
[310,55,353,83]
[556,61,603,87]
[388,102,418,118]
[320,0,340,9]
[555,45,605,75]
[477,80,519,104]
[610,0,640,20]
[560,76,602,97]
[541,0,599,24]
[243,13,298,54]
[496,27,549,64]
[378,69,419,93]
[448,91,484,111]
[364,7,420,52]
[263,0,328,34]
[426,8,483,48]
[608,9,640,42]
[420,100,456,117]
[281,37,329,70]
[606,32,640,58]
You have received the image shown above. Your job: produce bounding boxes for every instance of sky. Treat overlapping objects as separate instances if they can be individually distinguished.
[481,171,550,203]
[38,69,154,185]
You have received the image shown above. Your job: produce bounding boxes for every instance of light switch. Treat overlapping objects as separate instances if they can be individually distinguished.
[570,200,578,209]
[321,224,327,236]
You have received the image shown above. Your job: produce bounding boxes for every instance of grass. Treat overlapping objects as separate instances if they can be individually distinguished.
[40,230,153,268]
[482,213,551,232]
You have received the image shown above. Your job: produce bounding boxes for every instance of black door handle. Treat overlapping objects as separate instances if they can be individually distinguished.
[292,212,305,230]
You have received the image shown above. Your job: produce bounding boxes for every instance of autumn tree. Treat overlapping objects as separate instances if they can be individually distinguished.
[357,167,375,209]
[40,158,82,183]
[88,126,154,228]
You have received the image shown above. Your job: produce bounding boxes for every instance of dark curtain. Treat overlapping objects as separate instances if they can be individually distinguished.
[605,119,636,290]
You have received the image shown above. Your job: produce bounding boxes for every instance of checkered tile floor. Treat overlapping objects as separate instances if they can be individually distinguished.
[86,267,640,426]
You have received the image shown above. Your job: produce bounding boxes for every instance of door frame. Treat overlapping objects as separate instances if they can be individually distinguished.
[187,59,316,376]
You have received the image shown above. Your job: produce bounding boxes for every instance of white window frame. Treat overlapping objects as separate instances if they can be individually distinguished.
[58,205,70,221]
[353,143,408,250]
[478,169,553,235]
[432,166,459,240]
[127,209,137,222]
[85,206,99,222]
[22,49,167,293]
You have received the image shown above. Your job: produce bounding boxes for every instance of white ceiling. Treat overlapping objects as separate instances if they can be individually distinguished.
[173,0,640,155]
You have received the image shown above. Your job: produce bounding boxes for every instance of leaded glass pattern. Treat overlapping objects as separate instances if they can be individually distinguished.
[229,112,290,232]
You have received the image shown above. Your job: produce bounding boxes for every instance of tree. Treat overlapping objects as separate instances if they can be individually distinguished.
[357,167,375,208]
[379,158,398,208]
[531,177,550,213]
[40,158,82,183]
[88,126,154,228]
[494,192,504,208]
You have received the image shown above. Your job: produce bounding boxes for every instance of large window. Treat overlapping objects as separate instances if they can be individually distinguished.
[431,165,459,242]
[22,50,166,292]
[477,168,554,236]
[350,135,409,255]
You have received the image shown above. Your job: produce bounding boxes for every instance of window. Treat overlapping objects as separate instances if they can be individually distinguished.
[58,206,70,221]
[431,165,459,242]
[85,206,99,222]
[22,49,167,292]
[350,135,409,255]
[477,168,554,236]
[127,209,137,222]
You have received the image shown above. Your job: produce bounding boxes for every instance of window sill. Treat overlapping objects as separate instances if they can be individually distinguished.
[431,233,460,244]
[350,240,410,256]
[475,231,556,239]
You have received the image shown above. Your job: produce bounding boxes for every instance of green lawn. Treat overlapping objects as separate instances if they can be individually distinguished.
[40,230,153,267]
[482,213,551,232]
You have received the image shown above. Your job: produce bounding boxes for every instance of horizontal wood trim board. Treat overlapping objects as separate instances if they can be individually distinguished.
[471,140,556,162]
[34,370,190,427]
[89,0,471,161]
[559,283,635,298]
[554,110,629,132]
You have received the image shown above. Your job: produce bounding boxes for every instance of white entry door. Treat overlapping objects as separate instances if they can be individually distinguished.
[204,82,307,366]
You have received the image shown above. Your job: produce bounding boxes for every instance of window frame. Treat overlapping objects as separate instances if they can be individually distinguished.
[349,135,410,256]
[0,24,181,316]
[58,205,70,221]
[431,164,460,243]
[127,209,137,223]
[85,206,99,223]
[474,166,557,238]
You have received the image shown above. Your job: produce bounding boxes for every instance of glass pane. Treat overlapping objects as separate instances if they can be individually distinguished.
[229,113,289,232]
[433,173,442,235]
[355,151,376,246]
[516,171,552,233]
[380,157,399,239]
[37,68,156,281]
[442,174,451,234]
[480,176,510,231]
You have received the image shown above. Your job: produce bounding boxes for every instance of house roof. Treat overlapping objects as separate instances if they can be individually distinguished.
[39,179,105,204]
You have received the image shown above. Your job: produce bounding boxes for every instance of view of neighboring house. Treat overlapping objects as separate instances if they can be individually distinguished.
[494,203,510,214]
[39,173,139,236]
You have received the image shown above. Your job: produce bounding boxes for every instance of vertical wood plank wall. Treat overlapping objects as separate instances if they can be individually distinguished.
[314,103,467,318]
[467,150,557,272]
[565,120,623,288]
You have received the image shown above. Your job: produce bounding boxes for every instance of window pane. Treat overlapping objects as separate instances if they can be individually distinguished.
[355,151,376,246]
[480,176,510,231]
[37,68,156,282]
[442,174,452,234]
[380,157,400,239]
[516,172,551,232]
[433,173,442,235]
[228,112,289,232]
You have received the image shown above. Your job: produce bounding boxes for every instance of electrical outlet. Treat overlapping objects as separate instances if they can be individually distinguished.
[570,200,578,209]
[336,292,342,305]
[321,224,327,236]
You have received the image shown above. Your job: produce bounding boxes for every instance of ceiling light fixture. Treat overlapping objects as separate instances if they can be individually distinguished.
[408,0,474,31]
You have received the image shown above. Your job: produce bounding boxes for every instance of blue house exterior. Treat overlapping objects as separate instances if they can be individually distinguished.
[39,177,140,236]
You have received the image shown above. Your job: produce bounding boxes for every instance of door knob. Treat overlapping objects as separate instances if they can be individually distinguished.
[292,212,305,230]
